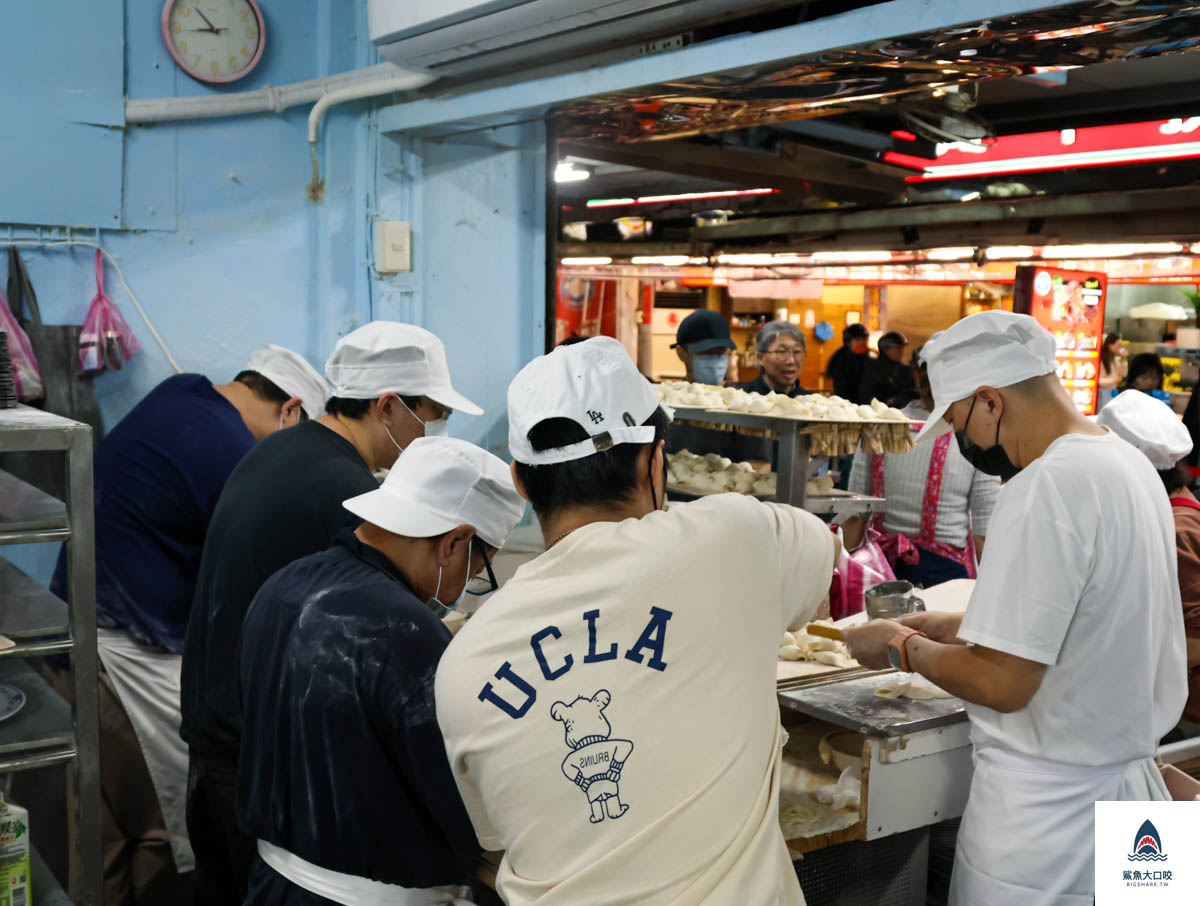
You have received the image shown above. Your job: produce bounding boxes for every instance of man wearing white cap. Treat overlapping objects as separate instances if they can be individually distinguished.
[436,336,837,905]
[181,322,482,902]
[843,311,1187,905]
[38,345,326,904]
[1098,389,1200,734]
[236,437,524,905]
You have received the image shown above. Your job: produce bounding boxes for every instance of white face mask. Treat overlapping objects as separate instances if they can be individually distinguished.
[426,545,471,617]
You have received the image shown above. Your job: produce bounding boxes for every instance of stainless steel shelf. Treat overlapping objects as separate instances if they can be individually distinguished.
[0,558,71,657]
[0,659,75,768]
[805,494,887,516]
[0,469,68,541]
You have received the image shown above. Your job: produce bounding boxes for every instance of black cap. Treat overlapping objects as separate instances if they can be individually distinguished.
[843,323,869,342]
[671,309,736,353]
[878,330,908,351]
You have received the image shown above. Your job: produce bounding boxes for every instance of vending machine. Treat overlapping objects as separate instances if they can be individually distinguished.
[1013,265,1108,415]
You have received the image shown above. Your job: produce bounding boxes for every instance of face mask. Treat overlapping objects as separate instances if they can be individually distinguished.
[692,353,729,386]
[424,416,448,438]
[426,547,471,618]
[954,396,1021,481]
[384,423,405,455]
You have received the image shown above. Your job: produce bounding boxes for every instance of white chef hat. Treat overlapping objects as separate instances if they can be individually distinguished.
[246,345,330,419]
[915,310,1058,444]
[508,336,672,465]
[324,322,483,416]
[342,437,524,549]
[1096,390,1192,470]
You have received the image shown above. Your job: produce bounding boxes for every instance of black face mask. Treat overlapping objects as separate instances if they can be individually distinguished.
[955,397,1022,481]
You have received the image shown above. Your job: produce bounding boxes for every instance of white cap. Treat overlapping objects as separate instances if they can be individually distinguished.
[915,310,1058,444]
[508,336,671,465]
[246,345,330,419]
[1096,389,1192,470]
[342,437,524,548]
[324,322,483,416]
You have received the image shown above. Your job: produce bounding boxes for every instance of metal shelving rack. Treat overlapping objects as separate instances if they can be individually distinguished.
[671,406,887,514]
[0,405,101,905]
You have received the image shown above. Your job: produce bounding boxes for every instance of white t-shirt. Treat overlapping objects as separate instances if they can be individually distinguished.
[957,430,1187,765]
[435,494,835,906]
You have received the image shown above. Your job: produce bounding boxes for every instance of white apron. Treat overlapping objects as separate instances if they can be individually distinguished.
[257,840,473,906]
[950,744,1170,905]
[95,627,193,871]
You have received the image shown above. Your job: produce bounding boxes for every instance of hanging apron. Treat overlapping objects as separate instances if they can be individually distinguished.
[870,434,978,578]
[257,840,473,906]
[95,628,194,871]
[950,744,1169,905]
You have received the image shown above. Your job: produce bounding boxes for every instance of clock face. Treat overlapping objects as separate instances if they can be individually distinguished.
[162,0,265,84]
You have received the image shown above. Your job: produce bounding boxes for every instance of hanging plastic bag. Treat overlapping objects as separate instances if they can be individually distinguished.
[0,286,45,401]
[78,250,140,375]
[827,523,896,621]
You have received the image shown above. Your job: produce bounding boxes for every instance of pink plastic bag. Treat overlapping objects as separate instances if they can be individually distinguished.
[827,523,896,621]
[78,250,140,375]
[0,286,45,401]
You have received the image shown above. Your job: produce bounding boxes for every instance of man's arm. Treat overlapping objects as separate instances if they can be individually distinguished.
[844,617,1046,713]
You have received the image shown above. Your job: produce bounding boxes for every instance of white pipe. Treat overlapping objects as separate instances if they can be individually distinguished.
[125,63,436,124]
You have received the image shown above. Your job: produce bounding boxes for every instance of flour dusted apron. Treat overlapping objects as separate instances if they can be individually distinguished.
[870,433,978,578]
[95,628,193,871]
[949,744,1170,905]
[257,840,473,906]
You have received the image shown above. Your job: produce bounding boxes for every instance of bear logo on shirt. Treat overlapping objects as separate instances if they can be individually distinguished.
[550,689,634,824]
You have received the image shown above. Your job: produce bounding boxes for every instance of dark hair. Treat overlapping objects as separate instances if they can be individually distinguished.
[235,371,310,421]
[1100,332,1122,373]
[325,394,424,419]
[558,334,589,347]
[843,323,869,343]
[1159,464,1190,495]
[1122,353,1164,392]
[514,408,670,520]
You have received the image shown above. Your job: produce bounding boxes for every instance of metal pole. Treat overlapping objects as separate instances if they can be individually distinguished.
[775,424,810,508]
[65,424,101,906]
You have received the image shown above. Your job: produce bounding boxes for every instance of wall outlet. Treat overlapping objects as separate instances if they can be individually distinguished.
[374,219,412,273]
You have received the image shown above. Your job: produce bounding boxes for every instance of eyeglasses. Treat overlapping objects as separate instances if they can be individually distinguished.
[764,349,804,361]
[465,539,499,596]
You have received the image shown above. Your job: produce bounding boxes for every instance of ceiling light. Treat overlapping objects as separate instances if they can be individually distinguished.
[715,252,809,265]
[959,191,982,202]
[986,246,1035,259]
[925,247,975,261]
[1041,243,1184,258]
[587,188,776,208]
[811,251,893,263]
[631,255,695,266]
[560,256,612,265]
[554,162,592,183]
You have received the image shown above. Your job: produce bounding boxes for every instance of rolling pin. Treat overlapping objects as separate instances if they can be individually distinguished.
[805,623,846,643]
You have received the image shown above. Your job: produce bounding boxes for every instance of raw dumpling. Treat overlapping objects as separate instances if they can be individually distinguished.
[809,650,854,668]
[779,644,806,661]
[875,674,953,700]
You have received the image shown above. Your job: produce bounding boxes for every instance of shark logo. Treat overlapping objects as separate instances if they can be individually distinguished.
[1128,819,1168,862]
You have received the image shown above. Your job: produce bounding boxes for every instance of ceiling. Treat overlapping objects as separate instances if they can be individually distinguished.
[552,0,1200,252]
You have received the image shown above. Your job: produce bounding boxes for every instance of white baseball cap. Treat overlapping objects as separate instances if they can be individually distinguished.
[246,345,330,419]
[508,336,671,465]
[915,311,1058,444]
[1096,389,1192,470]
[342,437,524,548]
[324,322,483,416]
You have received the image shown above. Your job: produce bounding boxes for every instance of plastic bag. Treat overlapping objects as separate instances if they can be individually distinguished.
[827,523,896,621]
[78,250,140,375]
[0,286,45,401]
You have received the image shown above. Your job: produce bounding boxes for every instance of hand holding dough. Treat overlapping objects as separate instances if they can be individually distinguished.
[875,674,953,700]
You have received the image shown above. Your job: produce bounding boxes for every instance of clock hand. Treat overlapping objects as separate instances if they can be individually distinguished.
[194,7,218,30]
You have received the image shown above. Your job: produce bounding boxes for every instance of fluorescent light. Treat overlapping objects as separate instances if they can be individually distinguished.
[587,188,776,209]
[925,247,975,261]
[560,256,612,265]
[554,162,591,183]
[911,141,1200,181]
[959,191,982,202]
[986,246,1035,259]
[630,255,697,265]
[811,251,893,263]
[1041,243,1184,258]
[715,252,809,265]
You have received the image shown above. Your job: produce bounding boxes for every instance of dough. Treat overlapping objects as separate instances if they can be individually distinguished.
[780,803,820,825]
[810,650,854,668]
[875,674,953,700]
[779,644,805,661]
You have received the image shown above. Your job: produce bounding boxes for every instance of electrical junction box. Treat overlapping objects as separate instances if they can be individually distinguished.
[374,219,412,273]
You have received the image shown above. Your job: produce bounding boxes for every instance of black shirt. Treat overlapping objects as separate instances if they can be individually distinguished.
[180,420,378,760]
[238,532,478,898]
[739,374,808,397]
[825,346,870,403]
[858,356,916,408]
